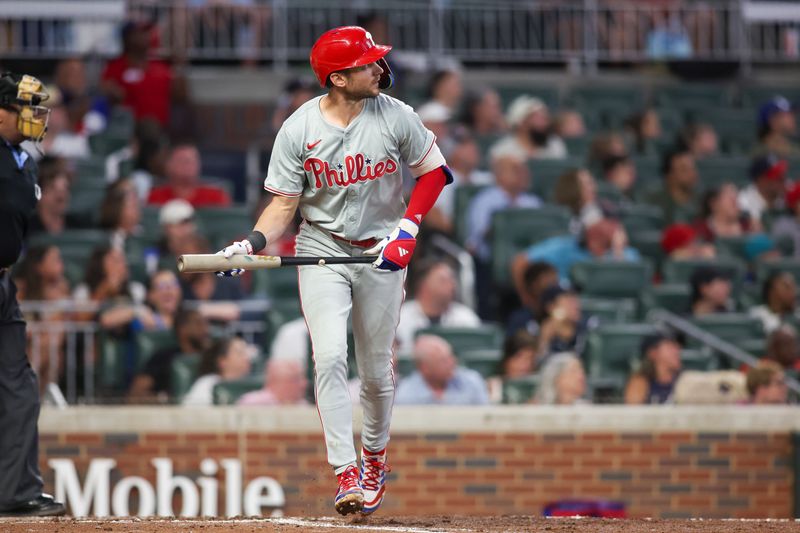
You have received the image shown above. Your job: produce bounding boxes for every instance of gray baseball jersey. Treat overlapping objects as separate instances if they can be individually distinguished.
[263,93,446,472]
[264,94,445,240]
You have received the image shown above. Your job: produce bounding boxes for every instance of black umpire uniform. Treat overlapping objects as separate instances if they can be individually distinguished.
[0,72,65,516]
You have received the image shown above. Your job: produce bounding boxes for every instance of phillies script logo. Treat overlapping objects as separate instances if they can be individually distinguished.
[304,153,398,189]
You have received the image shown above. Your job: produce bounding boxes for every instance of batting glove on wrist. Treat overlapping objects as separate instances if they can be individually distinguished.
[215,239,253,277]
[364,218,418,271]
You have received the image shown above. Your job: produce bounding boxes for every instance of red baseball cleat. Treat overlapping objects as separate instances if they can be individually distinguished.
[334,465,364,515]
[360,447,391,514]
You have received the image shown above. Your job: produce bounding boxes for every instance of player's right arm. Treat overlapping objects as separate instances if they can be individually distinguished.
[216,123,305,276]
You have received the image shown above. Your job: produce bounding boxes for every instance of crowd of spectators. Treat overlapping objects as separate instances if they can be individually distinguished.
[7,15,800,408]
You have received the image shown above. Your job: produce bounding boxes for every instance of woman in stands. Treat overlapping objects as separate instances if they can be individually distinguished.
[182,336,252,406]
[625,333,682,404]
[533,352,588,405]
[99,178,142,250]
[693,183,753,241]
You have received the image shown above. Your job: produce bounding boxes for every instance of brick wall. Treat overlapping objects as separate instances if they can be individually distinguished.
[39,426,794,518]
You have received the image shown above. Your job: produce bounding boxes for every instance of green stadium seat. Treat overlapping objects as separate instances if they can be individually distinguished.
[564,136,592,159]
[690,313,764,346]
[580,296,637,324]
[135,330,177,372]
[596,180,625,205]
[89,131,131,156]
[662,257,746,292]
[454,184,487,245]
[138,206,162,243]
[695,156,750,191]
[502,375,540,404]
[680,348,718,371]
[490,206,572,285]
[475,135,502,171]
[74,156,107,181]
[252,267,300,300]
[68,182,107,223]
[628,230,664,266]
[570,260,653,299]
[29,229,110,250]
[170,354,200,402]
[738,337,767,359]
[631,155,661,182]
[528,157,584,200]
[693,109,756,154]
[415,325,503,356]
[396,357,416,378]
[460,348,502,378]
[654,84,732,115]
[213,376,264,405]
[620,203,665,232]
[756,258,800,285]
[567,86,644,115]
[740,87,800,109]
[96,333,129,392]
[585,323,660,397]
[195,207,253,250]
[641,283,691,315]
[715,236,751,261]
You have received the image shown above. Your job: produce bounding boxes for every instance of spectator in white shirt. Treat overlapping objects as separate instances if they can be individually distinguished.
[396,260,480,356]
[489,95,567,161]
[739,154,788,228]
[750,271,798,334]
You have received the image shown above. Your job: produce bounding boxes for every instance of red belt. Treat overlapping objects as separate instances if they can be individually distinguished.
[330,233,379,248]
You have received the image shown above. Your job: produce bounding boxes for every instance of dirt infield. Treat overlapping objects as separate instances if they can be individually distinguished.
[3,516,800,533]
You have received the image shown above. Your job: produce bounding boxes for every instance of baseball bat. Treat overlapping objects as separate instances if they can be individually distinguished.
[177,254,378,273]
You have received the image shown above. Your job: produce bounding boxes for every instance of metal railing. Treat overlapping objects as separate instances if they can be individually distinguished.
[20,298,272,404]
[0,1,798,68]
[648,308,800,396]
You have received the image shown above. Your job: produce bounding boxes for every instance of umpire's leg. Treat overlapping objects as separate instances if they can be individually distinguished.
[0,318,44,509]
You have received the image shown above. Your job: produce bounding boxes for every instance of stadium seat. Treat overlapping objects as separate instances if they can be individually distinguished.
[74,156,107,181]
[627,230,665,267]
[654,84,732,116]
[251,266,300,300]
[680,348,718,371]
[415,325,503,356]
[454,184,488,245]
[755,258,800,285]
[213,376,264,405]
[692,109,756,154]
[68,182,107,225]
[88,131,131,157]
[29,229,110,250]
[580,296,637,324]
[741,86,800,109]
[641,283,691,316]
[690,313,765,346]
[135,330,178,372]
[528,157,584,200]
[460,348,502,378]
[96,333,129,392]
[396,357,416,378]
[695,156,750,191]
[661,257,746,292]
[502,375,540,404]
[195,207,253,250]
[567,86,645,125]
[564,136,592,159]
[490,206,572,286]
[170,354,200,402]
[585,323,660,398]
[631,155,661,182]
[570,260,653,299]
[738,337,767,359]
[620,203,665,232]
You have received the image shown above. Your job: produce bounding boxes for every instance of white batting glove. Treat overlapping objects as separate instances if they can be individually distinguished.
[215,239,253,277]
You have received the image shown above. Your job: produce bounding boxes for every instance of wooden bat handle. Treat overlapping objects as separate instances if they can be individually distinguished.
[177,254,377,273]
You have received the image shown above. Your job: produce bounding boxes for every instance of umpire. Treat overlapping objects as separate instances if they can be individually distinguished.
[0,72,65,517]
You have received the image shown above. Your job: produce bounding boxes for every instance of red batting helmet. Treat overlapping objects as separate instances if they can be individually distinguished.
[310,26,394,89]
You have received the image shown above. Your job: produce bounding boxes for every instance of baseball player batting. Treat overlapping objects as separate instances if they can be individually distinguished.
[216,26,452,516]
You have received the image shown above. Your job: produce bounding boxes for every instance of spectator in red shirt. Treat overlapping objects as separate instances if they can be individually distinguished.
[100,19,187,127]
[147,143,231,207]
